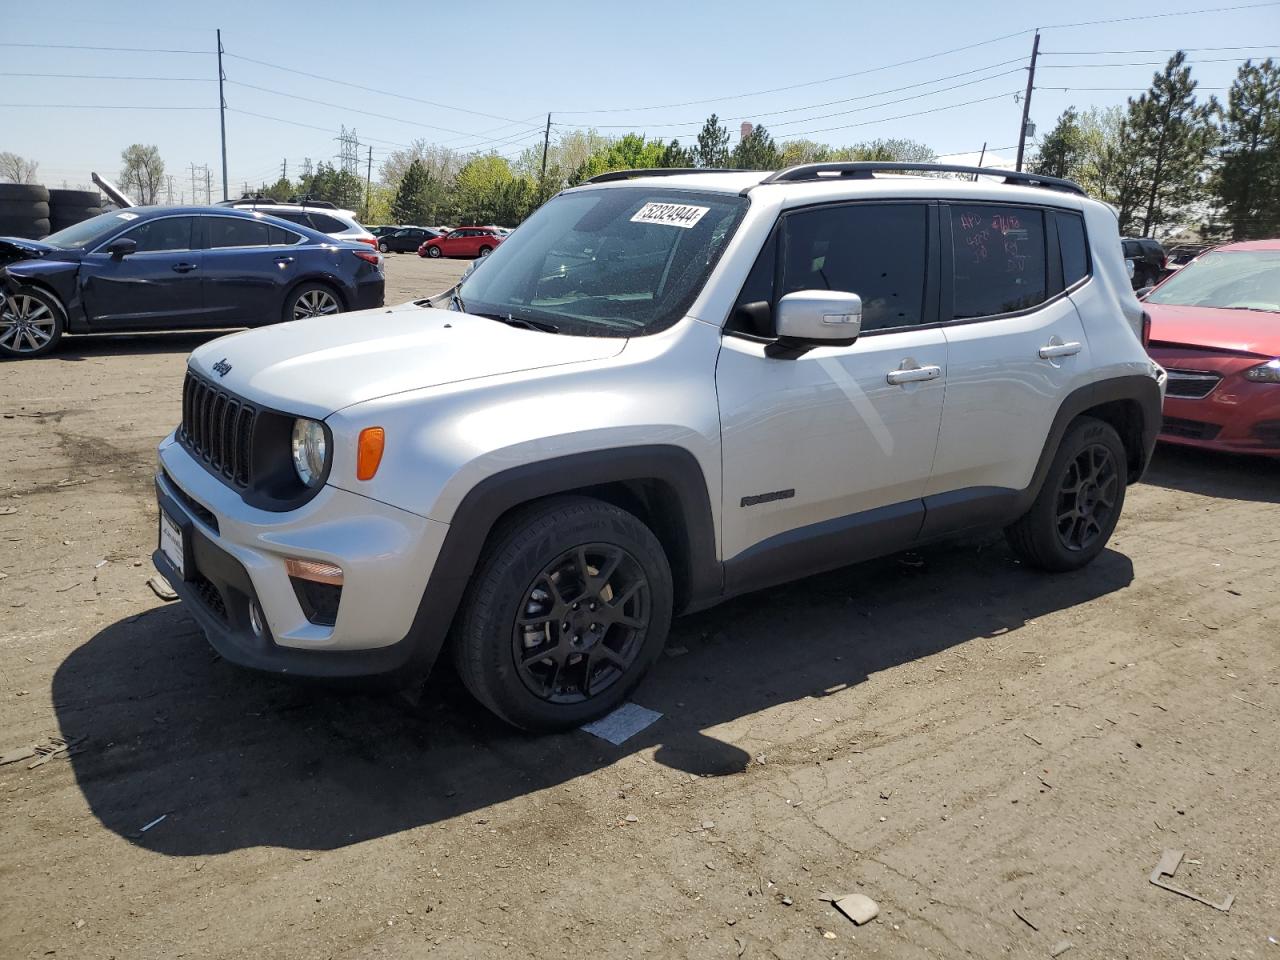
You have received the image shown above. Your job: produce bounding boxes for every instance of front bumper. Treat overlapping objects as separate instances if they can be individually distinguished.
[1151,350,1280,457]
[153,433,448,676]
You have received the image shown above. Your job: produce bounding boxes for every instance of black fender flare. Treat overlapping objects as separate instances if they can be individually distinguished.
[395,444,720,678]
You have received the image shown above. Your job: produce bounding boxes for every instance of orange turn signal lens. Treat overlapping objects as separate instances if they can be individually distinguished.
[284,557,344,586]
[356,427,385,481]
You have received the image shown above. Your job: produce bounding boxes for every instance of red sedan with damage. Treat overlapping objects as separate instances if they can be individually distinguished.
[1144,239,1280,456]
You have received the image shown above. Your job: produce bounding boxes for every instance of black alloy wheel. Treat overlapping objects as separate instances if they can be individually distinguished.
[513,543,651,704]
[1055,443,1119,552]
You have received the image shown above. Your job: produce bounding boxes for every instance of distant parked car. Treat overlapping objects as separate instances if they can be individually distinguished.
[379,226,440,254]
[1143,239,1280,456]
[229,202,377,249]
[1122,237,1168,290]
[0,207,384,359]
[419,226,503,259]
[367,225,399,238]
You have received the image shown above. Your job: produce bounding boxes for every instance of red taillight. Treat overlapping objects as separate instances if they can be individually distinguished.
[353,250,379,265]
[358,236,378,248]
[1140,310,1152,348]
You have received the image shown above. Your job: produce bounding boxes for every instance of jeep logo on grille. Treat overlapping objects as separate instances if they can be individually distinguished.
[212,358,232,378]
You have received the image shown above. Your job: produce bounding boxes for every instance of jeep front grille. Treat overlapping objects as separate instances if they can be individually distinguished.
[179,371,257,487]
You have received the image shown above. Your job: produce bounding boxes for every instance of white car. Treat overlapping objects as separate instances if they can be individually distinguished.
[153,163,1165,731]
[229,203,377,250]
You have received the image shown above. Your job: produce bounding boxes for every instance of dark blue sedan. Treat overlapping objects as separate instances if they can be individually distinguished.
[0,206,385,359]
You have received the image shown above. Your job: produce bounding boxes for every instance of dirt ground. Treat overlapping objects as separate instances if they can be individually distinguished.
[2,254,1278,960]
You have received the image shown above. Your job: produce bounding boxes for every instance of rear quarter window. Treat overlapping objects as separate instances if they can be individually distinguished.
[1056,213,1090,287]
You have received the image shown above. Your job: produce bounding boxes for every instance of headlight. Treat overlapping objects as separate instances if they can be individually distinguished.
[1244,359,1280,383]
[290,418,328,487]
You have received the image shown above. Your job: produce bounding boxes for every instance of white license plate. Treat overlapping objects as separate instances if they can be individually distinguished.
[159,510,184,580]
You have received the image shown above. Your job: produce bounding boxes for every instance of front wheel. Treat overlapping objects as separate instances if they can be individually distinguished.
[1005,416,1127,571]
[451,496,673,731]
[427,245,442,258]
[283,283,343,323]
[0,287,65,359]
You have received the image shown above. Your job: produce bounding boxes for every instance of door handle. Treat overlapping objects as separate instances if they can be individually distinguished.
[886,364,942,385]
[1039,340,1082,359]
[171,263,198,273]
[274,256,295,265]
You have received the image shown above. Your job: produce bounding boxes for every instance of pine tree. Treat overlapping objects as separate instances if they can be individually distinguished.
[695,115,730,168]
[1213,58,1280,239]
[1034,107,1086,180]
[730,125,780,170]
[1122,52,1217,237]
[391,159,431,224]
[659,139,694,167]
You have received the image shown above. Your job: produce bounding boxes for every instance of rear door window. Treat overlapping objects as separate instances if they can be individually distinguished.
[207,217,272,249]
[120,216,194,253]
[948,205,1047,318]
[780,203,929,331]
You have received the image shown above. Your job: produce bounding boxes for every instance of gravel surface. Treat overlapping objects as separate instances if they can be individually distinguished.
[1,254,1277,959]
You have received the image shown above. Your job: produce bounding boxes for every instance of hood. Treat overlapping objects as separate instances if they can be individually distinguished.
[0,237,72,268]
[1145,302,1279,357]
[189,301,629,419]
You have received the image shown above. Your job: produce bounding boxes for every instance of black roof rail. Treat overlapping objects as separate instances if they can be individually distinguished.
[585,167,750,184]
[752,162,1086,196]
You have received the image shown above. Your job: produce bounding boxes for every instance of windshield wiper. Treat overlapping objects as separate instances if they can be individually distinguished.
[476,311,560,334]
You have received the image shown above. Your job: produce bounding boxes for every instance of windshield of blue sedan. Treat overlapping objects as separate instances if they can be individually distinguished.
[1146,250,1280,313]
[42,211,141,250]
[454,187,748,336]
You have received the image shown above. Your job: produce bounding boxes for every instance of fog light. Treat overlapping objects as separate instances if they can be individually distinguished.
[249,600,267,640]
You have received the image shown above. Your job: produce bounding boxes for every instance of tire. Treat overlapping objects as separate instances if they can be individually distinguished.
[282,282,344,323]
[0,217,51,239]
[47,189,100,207]
[0,200,50,219]
[49,205,101,223]
[478,245,492,257]
[0,184,49,203]
[1005,416,1128,572]
[427,245,441,258]
[451,496,674,731]
[1,287,65,359]
[378,242,389,253]
[50,217,100,234]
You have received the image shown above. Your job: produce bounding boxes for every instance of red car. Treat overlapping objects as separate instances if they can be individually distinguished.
[1144,238,1280,456]
[419,226,503,259]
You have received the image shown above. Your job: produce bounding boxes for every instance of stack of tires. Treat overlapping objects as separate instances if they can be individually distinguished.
[48,189,103,233]
[0,184,51,239]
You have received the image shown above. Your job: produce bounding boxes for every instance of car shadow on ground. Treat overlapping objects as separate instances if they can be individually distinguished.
[53,536,1133,857]
[1142,442,1280,503]
[49,330,233,361]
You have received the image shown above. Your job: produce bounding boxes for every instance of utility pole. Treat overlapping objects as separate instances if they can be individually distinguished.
[217,28,229,201]
[189,163,200,205]
[281,158,288,183]
[206,168,212,204]
[539,113,552,194]
[1015,30,1040,172]
[166,175,174,204]
[364,145,373,222]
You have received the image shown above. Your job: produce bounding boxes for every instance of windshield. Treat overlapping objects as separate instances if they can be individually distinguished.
[1146,249,1280,313]
[455,187,748,337]
[41,210,140,250]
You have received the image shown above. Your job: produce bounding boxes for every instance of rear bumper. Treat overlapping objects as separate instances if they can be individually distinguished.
[352,276,384,311]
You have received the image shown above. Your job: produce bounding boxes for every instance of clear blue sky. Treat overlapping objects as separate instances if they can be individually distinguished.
[3,0,1277,198]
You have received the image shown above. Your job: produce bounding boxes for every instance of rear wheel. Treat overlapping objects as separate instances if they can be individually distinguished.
[478,245,492,257]
[1005,416,1127,571]
[0,288,65,359]
[451,496,673,731]
[378,241,389,253]
[283,283,343,323]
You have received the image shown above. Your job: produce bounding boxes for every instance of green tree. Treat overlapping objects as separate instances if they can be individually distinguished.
[731,125,780,169]
[120,144,165,205]
[453,154,535,224]
[659,138,694,167]
[570,134,669,184]
[297,161,364,209]
[1123,52,1218,237]
[1213,58,1280,239]
[1034,107,1088,180]
[390,159,432,224]
[829,138,935,163]
[695,114,730,167]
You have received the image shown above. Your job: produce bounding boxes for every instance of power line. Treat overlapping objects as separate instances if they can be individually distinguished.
[1038,85,1229,91]
[0,41,209,54]
[1043,44,1280,53]
[782,90,1021,140]
[0,102,214,110]
[554,29,1032,114]
[0,72,215,81]
[1039,0,1280,30]
[222,51,525,125]
[1039,56,1277,67]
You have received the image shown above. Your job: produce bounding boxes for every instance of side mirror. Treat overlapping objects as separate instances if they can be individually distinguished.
[775,290,863,343]
[105,237,137,259]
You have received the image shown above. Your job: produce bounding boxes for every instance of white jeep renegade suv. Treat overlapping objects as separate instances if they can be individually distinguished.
[153,162,1165,731]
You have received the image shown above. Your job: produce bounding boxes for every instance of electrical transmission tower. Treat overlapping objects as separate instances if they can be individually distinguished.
[336,127,360,176]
